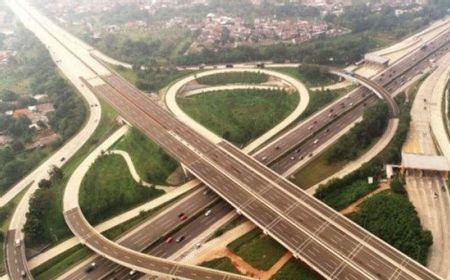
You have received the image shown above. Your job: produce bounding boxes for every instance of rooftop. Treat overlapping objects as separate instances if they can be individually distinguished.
[402,153,450,172]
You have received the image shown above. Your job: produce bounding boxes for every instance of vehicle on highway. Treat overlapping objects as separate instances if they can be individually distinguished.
[129,270,136,276]
[202,189,209,195]
[313,139,319,144]
[225,64,234,68]
[195,242,202,249]
[21,270,26,278]
[178,213,188,221]
[165,237,174,244]
[60,157,65,162]
[176,236,185,243]
[205,210,212,216]
[256,62,265,68]
[15,239,21,247]
[85,262,96,273]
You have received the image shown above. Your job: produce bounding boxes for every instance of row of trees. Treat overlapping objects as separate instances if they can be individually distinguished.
[24,167,64,247]
[196,72,268,86]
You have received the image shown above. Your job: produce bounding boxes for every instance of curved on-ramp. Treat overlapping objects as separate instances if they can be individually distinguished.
[165,68,310,153]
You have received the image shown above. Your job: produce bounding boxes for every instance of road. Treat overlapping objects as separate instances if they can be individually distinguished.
[7,1,450,279]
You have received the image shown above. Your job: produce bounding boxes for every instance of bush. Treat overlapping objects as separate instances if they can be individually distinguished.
[196,72,268,85]
[390,176,405,194]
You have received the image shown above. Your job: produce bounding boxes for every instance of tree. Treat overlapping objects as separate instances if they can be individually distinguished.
[391,176,405,194]
[38,179,52,189]
[49,166,64,181]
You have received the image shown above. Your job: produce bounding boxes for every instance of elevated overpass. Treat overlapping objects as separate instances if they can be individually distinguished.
[8,0,450,279]
[330,69,400,118]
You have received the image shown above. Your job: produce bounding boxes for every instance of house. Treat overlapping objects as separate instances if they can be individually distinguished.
[36,103,55,115]
[33,94,49,103]
[12,108,31,118]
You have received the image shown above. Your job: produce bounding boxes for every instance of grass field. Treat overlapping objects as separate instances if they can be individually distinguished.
[200,257,242,275]
[114,128,179,185]
[177,89,298,146]
[270,259,318,280]
[291,149,349,189]
[196,72,269,85]
[227,229,286,271]
[79,154,164,224]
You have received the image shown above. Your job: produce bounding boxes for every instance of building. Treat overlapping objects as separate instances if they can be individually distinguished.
[401,153,450,179]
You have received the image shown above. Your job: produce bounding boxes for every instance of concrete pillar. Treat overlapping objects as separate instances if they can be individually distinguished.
[180,164,193,181]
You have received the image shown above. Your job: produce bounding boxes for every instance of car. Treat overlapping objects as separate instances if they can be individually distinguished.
[313,139,319,144]
[275,145,280,150]
[309,153,313,157]
[203,189,209,195]
[177,213,185,219]
[21,270,26,278]
[295,148,301,153]
[290,156,295,160]
[328,113,332,117]
[15,239,21,247]
[205,210,212,216]
[195,242,202,249]
[308,125,314,130]
[60,157,65,162]
[85,262,96,273]
[298,155,304,160]
[176,236,185,243]
[180,214,188,221]
[349,102,353,106]
[129,270,136,276]
[165,237,174,243]
[325,128,330,133]
[261,156,267,161]
[225,64,234,68]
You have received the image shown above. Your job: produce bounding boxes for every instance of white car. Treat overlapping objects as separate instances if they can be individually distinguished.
[205,210,212,217]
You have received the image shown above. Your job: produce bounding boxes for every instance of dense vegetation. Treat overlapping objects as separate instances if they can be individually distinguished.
[177,88,298,146]
[326,102,389,163]
[327,0,450,38]
[316,179,378,210]
[116,64,194,92]
[114,128,179,185]
[297,64,338,86]
[350,192,433,265]
[176,33,382,66]
[196,72,268,85]
[79,155,164,224]
[0,25,86,195]
[227,229,286,271]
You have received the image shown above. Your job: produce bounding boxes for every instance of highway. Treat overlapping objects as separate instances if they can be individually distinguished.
[255,30,450,171]
[73,70,441,279]
[8,0,450,279]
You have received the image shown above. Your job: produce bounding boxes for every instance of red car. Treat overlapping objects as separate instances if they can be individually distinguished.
[165,237,174,244]
[178,213,188,221]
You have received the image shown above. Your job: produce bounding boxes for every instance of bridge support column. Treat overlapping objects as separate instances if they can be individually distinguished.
[180,164,193,181]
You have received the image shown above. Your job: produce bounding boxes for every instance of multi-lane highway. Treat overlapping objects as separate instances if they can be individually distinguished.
[8,0,450,279]
[70,68,442,280]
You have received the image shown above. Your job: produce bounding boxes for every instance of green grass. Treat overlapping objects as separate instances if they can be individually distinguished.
[177,89,299,146]
[227,229,286,271]
[196,72,269,85]
[316,179,378,210]
[31,244,92,280]
[79,154,164,225]
[114,128,179,185]
[291,150,348,189]
[200,257,241,275]
[25,100,119,250]
[271,67,336,88]
[270,259,318,280]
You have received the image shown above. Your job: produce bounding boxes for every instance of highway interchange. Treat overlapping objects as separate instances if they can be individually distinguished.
[4,0,450,280]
